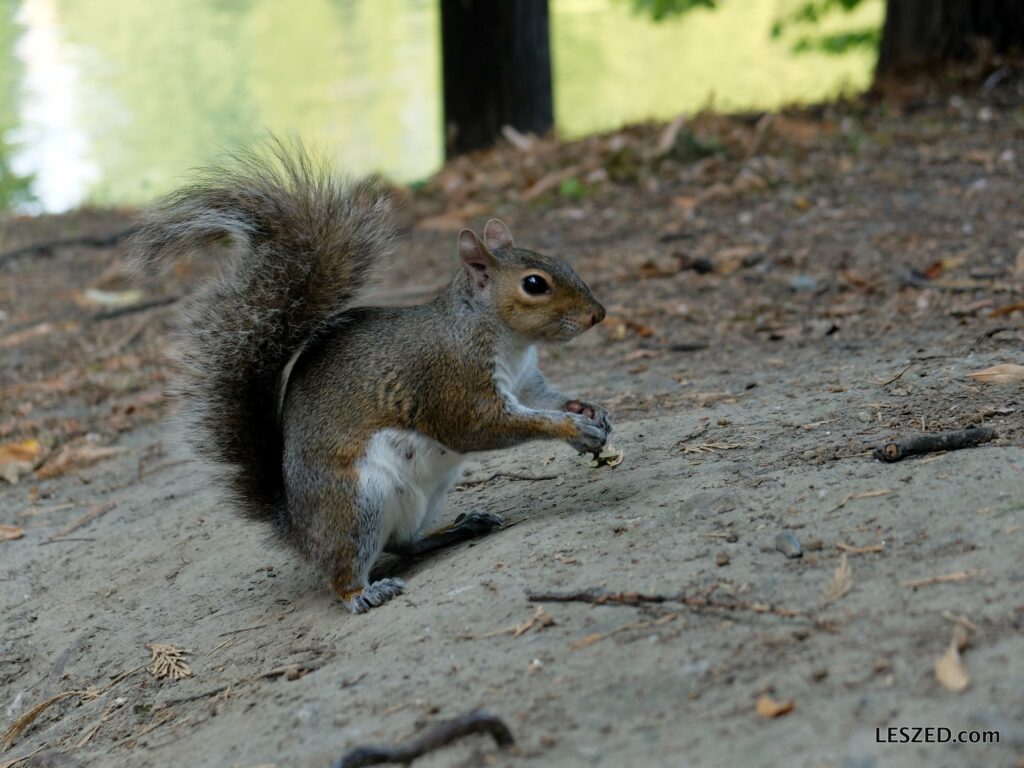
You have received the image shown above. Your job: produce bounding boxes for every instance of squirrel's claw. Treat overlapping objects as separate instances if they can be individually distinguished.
[567,411,611,454]
[350,577,406,614]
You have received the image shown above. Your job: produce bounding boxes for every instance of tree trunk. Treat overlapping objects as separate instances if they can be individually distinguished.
[876,0,1024,78]
[440,0,553,157]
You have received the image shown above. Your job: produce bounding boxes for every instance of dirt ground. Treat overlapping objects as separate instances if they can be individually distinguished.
[2,81,1023,768]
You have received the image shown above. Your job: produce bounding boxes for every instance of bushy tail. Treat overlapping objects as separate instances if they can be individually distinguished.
[131,140,393,532]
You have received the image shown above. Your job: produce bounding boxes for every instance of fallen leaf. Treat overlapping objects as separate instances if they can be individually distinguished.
[0,439,42,484]
[36,441,127,480]
[0,524,24,541]
[967,363,1024,384]
[935,637,969,692]
[589,443,624,468]
[756,694,795,718]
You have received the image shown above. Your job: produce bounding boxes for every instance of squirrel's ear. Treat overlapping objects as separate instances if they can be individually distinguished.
[458,229,496,290]
[483,219,515,251]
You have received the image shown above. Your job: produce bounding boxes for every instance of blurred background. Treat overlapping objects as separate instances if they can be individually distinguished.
[0,0,884,213]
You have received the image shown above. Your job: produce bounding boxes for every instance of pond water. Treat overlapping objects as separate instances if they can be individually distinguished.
[0,0,881,212]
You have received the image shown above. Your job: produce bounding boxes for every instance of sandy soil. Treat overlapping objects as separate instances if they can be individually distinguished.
[1,86,1023,768]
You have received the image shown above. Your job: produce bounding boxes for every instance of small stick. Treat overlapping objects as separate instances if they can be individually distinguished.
[332,710,514,768]
[873,427,996,463]
[526,588,803,618]
[871,363,912,387]
[0,226,138,264]
[155,686,229,710]
[49,502,117,540]
[455,472,559,489]
[901,570,980,589]
[217,623,267,638]
[92,294,181,322]
[18,503,74,518]
[942,611,979,633]
[836,542,884,554]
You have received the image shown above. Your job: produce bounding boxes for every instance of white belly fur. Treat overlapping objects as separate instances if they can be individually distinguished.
[357,428,463,551]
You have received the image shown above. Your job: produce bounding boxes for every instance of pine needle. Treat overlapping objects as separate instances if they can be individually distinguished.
[1,691,85,751]
[820,554,853,607]
[146,643,192,681]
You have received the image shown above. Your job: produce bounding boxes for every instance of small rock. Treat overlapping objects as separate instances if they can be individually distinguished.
[856,410,872,423]
[774,531,803,559]
[811,666,828,681]
[788,274,817,292]
[803,538,824,552]
[801,449,816,461]
[715,551,730,567]
[725,531,739,543]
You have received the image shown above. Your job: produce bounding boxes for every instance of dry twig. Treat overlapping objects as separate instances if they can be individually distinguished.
[901,570,979,589]
[332,710,514,768]
[836,542,884,554]
[457,606,555,641]
[455,472,559,489]
[526,588,802,618]
[873,427,996,462]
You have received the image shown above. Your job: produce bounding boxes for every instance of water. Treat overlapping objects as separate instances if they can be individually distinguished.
[0,0,881,212]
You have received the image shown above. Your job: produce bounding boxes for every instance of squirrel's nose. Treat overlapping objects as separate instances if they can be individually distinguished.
[590,303,606,327]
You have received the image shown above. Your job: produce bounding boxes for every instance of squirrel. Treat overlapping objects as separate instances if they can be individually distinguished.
[132,142,611,613]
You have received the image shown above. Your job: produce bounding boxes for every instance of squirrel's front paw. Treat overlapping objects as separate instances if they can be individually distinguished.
[566,400,612,434]
[567,411,610,454]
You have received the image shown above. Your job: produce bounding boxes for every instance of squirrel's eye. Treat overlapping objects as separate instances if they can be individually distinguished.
[521,274,550,295]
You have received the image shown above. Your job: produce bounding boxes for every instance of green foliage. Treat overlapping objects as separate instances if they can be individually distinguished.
[626,0,879,56]
[0,161,36,210]
[775,0,865,29]
[626,0,717,22]
[791,28,879,54]
[664,128,725,162]
[558,177,590,199]
[772,0,877,55]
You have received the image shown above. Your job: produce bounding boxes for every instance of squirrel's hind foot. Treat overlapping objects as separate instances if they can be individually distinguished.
[347,577,406,614]
[385,512,504,557]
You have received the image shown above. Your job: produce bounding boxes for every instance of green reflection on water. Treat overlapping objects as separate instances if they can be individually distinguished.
[2,0,881,211]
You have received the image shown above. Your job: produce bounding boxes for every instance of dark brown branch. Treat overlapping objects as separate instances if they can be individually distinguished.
[873,427,997,463]
[526,588,803,618]
[455,471,559,488]
[332,710,514,768]
[0,226,138,264]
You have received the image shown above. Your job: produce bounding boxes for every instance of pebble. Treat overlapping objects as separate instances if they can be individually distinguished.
[774,531,803,559]
[856,410,872,423]
[788,274,817,292]
[715,551,730,567]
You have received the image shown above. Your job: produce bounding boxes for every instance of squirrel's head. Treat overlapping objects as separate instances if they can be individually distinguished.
[457,219,605,343]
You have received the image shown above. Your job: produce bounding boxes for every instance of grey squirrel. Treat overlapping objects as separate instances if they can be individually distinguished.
[132,142,611,613]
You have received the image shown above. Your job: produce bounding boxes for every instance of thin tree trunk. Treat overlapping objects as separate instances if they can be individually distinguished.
[440,0,553,157]
[877,0,1024,79]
